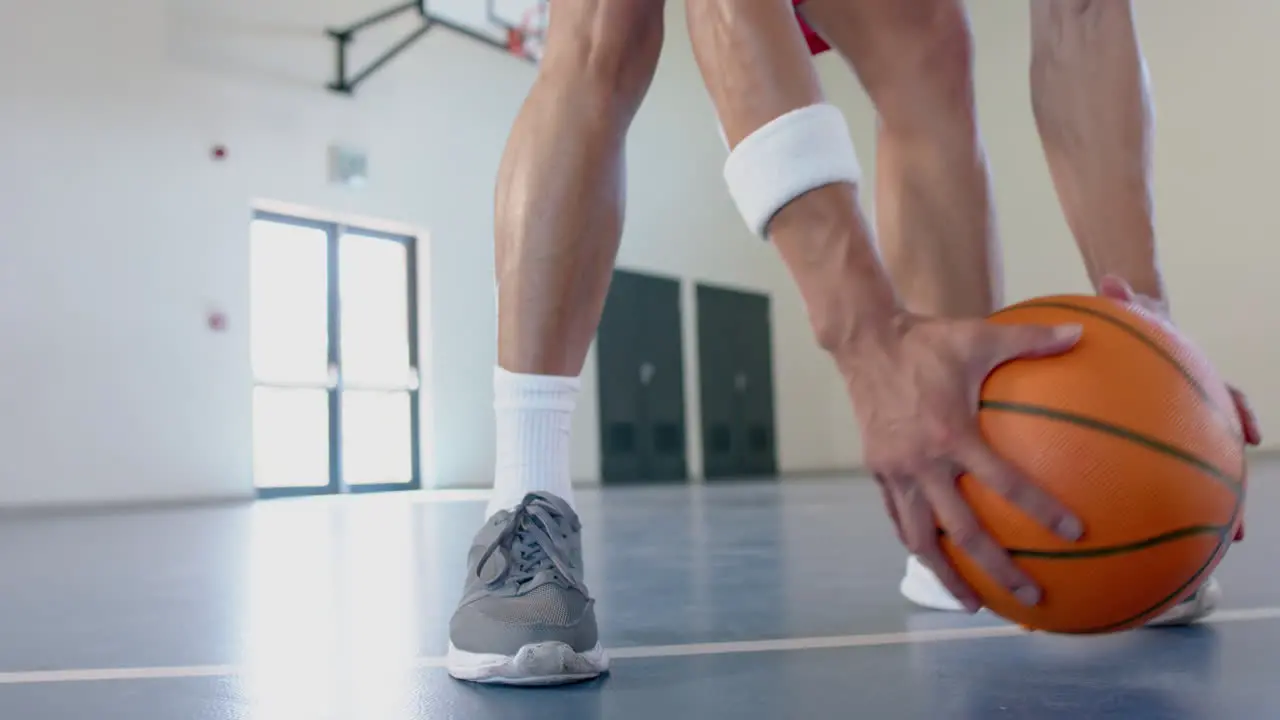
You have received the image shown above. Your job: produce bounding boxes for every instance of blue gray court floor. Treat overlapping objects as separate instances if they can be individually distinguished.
[2,461,1278,719]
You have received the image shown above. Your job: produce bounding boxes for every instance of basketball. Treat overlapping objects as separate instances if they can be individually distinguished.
[942,294,1247,634]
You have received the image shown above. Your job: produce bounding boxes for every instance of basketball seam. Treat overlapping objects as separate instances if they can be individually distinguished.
[1081,498,1240,634]
[979,400,1242,495]
[1005,523,1227,559]
[945,511,1240,634]
[1007,300,1244,448]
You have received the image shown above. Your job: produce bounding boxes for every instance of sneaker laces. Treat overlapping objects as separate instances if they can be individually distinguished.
[476,494,585,594]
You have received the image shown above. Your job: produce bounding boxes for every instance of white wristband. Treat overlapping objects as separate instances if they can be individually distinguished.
[722,103,862,238]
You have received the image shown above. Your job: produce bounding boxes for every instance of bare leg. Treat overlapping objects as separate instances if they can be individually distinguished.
[801,0,999,318]
[447,0,665,687]
[488,0,665,517]
[1029,0,1162,301]
[496,0,665,375]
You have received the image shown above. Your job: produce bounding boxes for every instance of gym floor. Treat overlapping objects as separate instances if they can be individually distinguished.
[2,463,1277,719]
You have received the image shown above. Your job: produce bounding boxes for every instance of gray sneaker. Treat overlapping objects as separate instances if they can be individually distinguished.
[446,492,608,685]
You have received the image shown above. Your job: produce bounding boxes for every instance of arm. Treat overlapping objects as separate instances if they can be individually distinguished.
[1030,0,1262,456]
[1029,0,1165,305]
[684,0,1083,610]
[686,0,900,356]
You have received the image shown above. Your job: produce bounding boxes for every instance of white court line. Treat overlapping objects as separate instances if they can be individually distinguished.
[0,664,240,685]
[5,606,1280,686]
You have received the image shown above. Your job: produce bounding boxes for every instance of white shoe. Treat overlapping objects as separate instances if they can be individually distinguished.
[898,555,1221,627]
[899,555,972,612]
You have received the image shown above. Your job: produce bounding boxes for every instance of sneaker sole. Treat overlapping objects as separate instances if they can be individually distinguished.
[446,641,609,686]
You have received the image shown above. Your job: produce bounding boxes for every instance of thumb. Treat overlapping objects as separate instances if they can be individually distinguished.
[984,322,1083,370]
[1098,275,1137,302]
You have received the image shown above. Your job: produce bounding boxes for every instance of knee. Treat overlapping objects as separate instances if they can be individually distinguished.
[871,3,977,135]
[540,0,666,115]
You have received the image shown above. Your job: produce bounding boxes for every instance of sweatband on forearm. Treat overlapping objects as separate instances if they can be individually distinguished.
[721,103,862,238]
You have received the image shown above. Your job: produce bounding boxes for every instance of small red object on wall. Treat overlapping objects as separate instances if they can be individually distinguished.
[211,145,227,160]
[208,311,227,332]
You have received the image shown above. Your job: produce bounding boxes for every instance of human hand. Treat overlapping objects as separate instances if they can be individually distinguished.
[1097,276,1262,447]
[838,313,1086,612]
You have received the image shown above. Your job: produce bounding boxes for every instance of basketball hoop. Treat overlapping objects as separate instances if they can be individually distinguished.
[505,0,547,61]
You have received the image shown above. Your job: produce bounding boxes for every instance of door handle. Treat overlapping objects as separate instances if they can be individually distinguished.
[639,362,656,386]
[734,372,748,392]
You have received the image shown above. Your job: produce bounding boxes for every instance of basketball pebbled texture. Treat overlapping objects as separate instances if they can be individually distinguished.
[942,294,1247,633]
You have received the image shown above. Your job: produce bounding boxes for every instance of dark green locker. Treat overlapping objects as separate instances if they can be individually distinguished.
[596,270,688,484]
[696,283,778,480]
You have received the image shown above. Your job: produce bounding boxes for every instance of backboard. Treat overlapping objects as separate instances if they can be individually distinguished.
[423,0,548,61]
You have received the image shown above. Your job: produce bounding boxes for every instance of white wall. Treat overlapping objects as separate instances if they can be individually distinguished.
[0,0,1275,508]
[0,0,854,507]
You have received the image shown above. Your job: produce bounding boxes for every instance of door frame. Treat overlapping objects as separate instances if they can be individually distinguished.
[251,210,423,498]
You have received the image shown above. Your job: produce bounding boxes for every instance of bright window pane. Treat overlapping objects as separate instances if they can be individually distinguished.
[339,233,412,387]
[253,387,330,489]
[342,390,413,486]
[251,220,330,384]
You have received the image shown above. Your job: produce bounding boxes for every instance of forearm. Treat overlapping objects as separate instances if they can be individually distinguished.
[686,0,902,359]
[768,187,902,358]
[1030,0,1165,304]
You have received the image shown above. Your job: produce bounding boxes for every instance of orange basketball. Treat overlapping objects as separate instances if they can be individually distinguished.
[942,294,1246,633]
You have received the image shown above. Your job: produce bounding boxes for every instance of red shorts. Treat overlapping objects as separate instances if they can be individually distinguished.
[793,0,831,56]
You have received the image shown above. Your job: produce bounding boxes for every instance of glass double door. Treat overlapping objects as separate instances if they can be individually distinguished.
[250,211,421,496]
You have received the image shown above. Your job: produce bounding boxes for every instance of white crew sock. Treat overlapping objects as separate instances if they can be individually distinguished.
[488,366,579,518]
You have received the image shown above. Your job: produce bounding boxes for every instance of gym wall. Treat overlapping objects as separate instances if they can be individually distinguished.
[0,0,851,507]
[0,0,1273,508]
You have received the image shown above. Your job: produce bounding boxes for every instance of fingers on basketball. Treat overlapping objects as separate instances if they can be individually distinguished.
[956,439,1083,542]
[895,481,981,613]
[920,471,1039,607]
[965,294,1242,632]
[1097,275,1137,302]
[981,322,1084,369]
[876,477,908,547]
[1229,385,1262,445]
